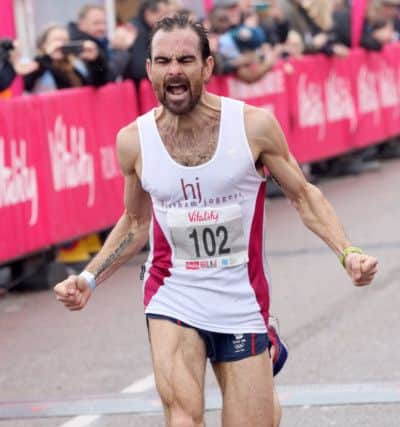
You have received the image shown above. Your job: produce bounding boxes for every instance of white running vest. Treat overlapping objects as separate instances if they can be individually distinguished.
[137,97,271,333]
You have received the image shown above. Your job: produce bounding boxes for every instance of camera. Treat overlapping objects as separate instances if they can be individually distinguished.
[0,38,15,63]
[60,41,84,56]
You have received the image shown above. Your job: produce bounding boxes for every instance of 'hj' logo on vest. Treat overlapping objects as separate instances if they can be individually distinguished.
[181,177,202,203]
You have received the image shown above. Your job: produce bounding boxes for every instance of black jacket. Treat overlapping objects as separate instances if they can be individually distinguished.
[0,60,16,91]
[332,9,351,47]
[262,19,290,46]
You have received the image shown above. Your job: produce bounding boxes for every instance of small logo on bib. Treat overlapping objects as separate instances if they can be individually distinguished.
[188,210,219,223]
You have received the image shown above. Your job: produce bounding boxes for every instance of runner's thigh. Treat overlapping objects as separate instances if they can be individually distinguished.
[213,350,274,427]
[148,318,207,423]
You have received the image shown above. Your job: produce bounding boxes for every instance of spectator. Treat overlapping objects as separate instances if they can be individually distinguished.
[254,0,290,47]
[331,1,351,47]
[360,0,397,50]
[112,0,170,86]
[332,0,348,12]
[284,29,304,57]
[23,24,108,93]
[216,0,243,64]
[69,4,127,81]
[214,0,243,63]
[333,0,397,51]
[215,0,278,82]
[205,6,233,74]
[219,0,243,27]
[279,0,349,56]
[207,5,232,34]
[69,4,108,51]
[376,0,400,37]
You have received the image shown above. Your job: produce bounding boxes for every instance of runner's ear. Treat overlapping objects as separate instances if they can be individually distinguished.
[203,55,214,84]
[146,58,153,82]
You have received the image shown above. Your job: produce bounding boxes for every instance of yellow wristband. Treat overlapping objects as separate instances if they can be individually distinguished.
[340,246,364,268]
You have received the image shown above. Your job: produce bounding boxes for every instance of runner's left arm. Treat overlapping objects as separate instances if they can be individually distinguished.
[246,106,378,286]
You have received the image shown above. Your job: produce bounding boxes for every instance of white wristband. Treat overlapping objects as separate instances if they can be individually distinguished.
[79,270,96,292]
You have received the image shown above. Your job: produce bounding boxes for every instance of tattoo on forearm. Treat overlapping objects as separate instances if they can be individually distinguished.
[94,232,134,279]
[271,174,282,188]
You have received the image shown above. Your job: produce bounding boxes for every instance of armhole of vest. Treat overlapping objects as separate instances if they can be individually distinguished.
[136,111,151,187]
[237,100,266,182]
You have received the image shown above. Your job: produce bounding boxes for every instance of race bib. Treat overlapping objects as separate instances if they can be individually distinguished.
[167,204,248,270]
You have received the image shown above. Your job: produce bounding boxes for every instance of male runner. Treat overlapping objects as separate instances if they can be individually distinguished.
[54,14,378,427]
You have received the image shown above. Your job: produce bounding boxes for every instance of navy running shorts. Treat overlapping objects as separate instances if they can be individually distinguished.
[146,313,269,363]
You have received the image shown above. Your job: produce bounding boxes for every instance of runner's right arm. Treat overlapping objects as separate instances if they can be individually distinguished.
[54,122,152,310]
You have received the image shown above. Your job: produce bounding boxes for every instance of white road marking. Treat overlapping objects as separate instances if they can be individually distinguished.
[121,373,155,394]
[58,373,155,427]
[59,415,101,427]
[4,304,22,313]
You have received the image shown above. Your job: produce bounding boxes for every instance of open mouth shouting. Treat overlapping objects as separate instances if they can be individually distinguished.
[165,79,190,102]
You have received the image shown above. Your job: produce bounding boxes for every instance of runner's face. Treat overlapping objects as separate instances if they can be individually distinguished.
[147,28,213,115]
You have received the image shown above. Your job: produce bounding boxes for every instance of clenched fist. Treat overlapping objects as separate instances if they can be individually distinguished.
[54,275,92,311]
[344,253,378,287]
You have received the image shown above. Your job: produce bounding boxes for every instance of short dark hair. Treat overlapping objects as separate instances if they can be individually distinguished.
[138,0,169,22]
[148,14,211,62]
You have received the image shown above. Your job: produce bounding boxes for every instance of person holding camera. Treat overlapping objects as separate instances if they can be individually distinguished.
[23,24,108,93]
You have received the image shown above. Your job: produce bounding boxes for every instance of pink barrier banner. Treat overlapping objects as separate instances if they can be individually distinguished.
[0,0,16,37]
[351,49,386,147]
[0,82,137,262]
[346,45,400,148]
[286,48,400,161]
[0,96,51,260]
[373,44,400,139]
[288,56,350,162]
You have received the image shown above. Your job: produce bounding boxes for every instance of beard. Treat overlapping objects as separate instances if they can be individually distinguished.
[155,76,203,115]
